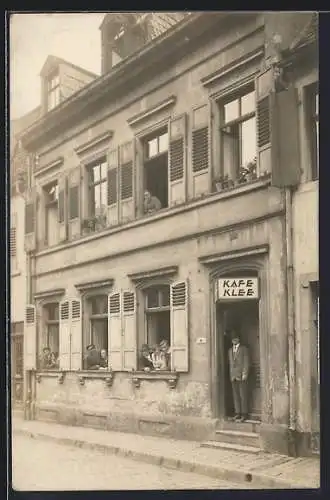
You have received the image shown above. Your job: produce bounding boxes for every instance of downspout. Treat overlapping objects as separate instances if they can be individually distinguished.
[285,186,297,454]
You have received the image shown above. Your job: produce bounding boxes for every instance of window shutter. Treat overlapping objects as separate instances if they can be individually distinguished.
[36,184,47,250]
[107,147,119,227]
[71,299,82,370]
[24,187,36,252]
[191,103,211,198]
[24,305,37,370]
[10,227,16,257]
[122,291,137,371]
[119,141,135,223]
[59,300,70,370]
[270,86,301,187]
[58,174,68,242]
[170,281,189,372]
[168,114,187,207]
[255,69,273,177]
[68,166,81,240]
[108,292,123,371]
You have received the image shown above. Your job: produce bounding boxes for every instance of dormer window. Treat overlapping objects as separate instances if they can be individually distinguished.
[47,72,60,111]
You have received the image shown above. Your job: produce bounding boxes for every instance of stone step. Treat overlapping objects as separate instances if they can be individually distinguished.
[215,429,260,448]
[221,419,261,433]
[201,440,261,454]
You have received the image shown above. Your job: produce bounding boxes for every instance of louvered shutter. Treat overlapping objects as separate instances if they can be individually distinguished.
[191,103,211,198]
[58,174,68,242]
[122,291,137,371]
[119,141,135,223]
[68,166,81,240]
[24,305,37,370]
[107,147,119,227]
[24,187,36,252]
[168,114,187,207]
[170,281,189,372]
[270,86,301,187]
[108,292,123,371]
[71,299,82,370]
[10,212,17,271]
[59,300,70,369]
[255,69,273,177]
[36,184,46,250]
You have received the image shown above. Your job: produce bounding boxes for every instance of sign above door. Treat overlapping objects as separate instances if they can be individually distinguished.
[216,278,259,300]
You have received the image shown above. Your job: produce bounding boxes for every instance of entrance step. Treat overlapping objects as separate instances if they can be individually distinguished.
[215,429,260,449]
[201,440,261,454]
[221,419,261,434]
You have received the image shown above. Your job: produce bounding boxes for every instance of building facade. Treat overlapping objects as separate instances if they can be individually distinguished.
[19,12,318,456]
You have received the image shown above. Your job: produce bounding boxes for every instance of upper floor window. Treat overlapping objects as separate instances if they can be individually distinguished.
[219,86,257,182]
[143,128,168,212]
[47,72,60,111]
[88,159,107,217]
[306,82,319,180]
[43,181,59,247]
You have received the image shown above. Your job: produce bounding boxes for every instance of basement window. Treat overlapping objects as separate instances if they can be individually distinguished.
[143,128,168,212]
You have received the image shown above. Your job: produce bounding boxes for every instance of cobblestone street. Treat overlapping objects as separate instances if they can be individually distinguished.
[12,434,250,491]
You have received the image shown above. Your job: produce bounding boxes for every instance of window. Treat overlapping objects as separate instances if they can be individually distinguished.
[219,86,257,181]
[144,285,170,365]
[306,83,319,180]
[47,72,60,111]
[88,295,108,351]
[40,303,60,369]
[88,159,108,217]
[43,181,58,247]
[143,129,168,211]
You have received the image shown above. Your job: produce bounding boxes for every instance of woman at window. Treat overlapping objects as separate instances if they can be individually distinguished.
[139,344,154,371]
[99,349,108,369]
[151,344,167,371]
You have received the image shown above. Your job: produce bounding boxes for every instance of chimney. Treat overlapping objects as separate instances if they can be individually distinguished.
[100,13,148,75]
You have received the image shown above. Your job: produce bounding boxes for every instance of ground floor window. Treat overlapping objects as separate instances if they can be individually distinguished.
[40,303,59,369]
[140,285,171,371]
[84,294,109,370]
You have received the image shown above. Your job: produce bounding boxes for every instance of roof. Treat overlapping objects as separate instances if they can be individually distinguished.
[100,12,191,41]
[40,54,99,79]
[290,12,318,51]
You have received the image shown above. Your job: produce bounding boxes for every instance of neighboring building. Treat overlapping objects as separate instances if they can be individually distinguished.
[19,12,318,456]
[10,56,97,408]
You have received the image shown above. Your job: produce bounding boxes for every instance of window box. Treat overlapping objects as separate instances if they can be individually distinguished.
[130,370,179,389]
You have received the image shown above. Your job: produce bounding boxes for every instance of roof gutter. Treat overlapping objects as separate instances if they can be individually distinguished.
[21,12,231,150]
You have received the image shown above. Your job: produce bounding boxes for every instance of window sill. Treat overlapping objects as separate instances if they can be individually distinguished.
[11,270,21,278]
[131,370,179,389]
[35,369,114,387]
[35,370,65,384]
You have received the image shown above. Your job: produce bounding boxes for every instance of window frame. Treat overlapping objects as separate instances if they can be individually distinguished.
[218,84,257,180]
[144,128,169,162]
[87,157,108,217]
[306,82,319,181]
[47,71,61,111]
[86,293,109,353]
[41,301,60,368]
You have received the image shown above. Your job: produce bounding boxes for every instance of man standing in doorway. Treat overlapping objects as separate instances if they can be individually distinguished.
[228,331,250,422]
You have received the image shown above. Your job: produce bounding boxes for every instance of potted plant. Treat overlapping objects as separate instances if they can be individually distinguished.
[82,217,96,234]
[238,158,257,184]
[213,174,233,192]
[95,214,107,231]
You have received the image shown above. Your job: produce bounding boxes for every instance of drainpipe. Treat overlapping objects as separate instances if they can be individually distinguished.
[285,187,297,453]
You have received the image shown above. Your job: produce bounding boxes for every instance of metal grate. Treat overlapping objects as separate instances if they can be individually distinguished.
[257,96,270,147]
[25,203,34,234]
[69,185,79,220]
[10,227,16,257]
[72,300,81,320]
[60,301,70,321]
[120,162,133,200]
[169,138,184,181]
[107,169,117,205]
[123,292,135,313]
[25,307,35,324]
[109,294,120,314]
[192,127,208,172]
[171,282,186,307]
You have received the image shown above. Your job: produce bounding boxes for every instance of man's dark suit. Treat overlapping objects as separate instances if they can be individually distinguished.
[228,344,249,416]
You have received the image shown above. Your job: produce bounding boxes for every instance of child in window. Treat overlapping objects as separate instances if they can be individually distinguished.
[139,344,153,371]
[99,349,108,369]
[159,339,171,370]
[151,344,167,371]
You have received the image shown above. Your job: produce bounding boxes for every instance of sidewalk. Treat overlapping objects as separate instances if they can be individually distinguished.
[12,417,320,490]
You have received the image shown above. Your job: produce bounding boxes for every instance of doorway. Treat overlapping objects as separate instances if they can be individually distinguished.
[216,300,261,420]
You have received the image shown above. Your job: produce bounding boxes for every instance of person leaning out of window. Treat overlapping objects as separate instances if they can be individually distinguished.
[99,349,109,370]
[84,344,101,370]
[143,190,162,215]
[39,347,58,370]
